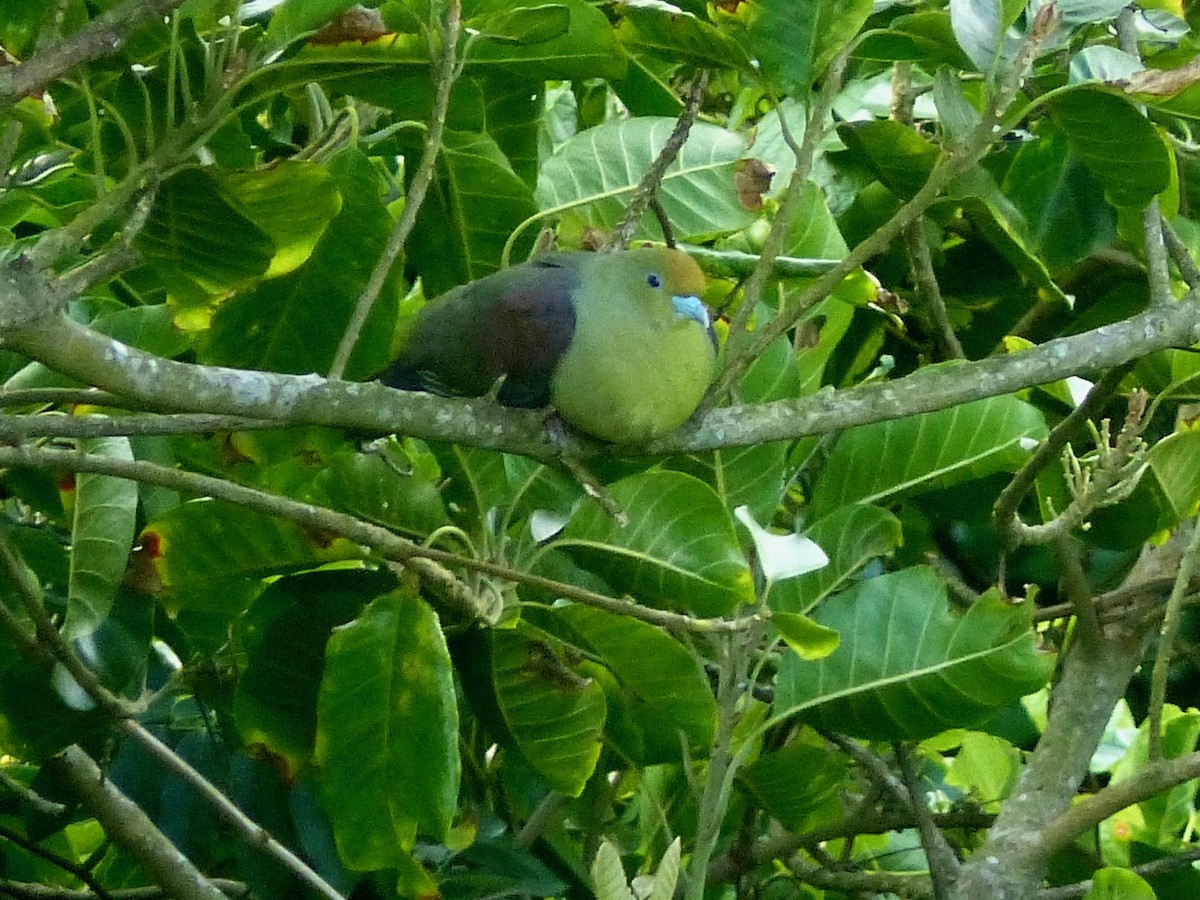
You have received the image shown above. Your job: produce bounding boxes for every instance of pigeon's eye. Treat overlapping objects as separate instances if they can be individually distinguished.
[646,273,662,288]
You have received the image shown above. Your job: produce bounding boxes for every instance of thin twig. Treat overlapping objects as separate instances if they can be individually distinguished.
[1004,390,1149,547]
[1116,8,1173,308]
[0,442,764,635]
[722,49,850,370]
[895,744,959,900]
[328,0,463,380]
[1040,749,1200,855]
[892,62,963,362]
[0,880,249,899]
[0,413,284,440]
[0,530,136,718]
[1147,513,1200,760]
[1052,535,1103,650]
[993,364,1134,547]
[609,69,709,251]
[0,389,130,408]
[712,13,1058,400]
[1037,846,1200,900]
[0,823,115,900]
[0,768,67,817]
[1161,216,1200,288]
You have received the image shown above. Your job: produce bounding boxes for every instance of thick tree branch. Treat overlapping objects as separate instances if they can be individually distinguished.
[0,881,248,899]
[1039,749,1200,856]
[3,281,1200,460]
[947,529,1192,900]
[0,0,186,108]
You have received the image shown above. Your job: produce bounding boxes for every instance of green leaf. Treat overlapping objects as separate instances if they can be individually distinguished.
[1147,429,1200,526]
[316,591,459,867]
[769,505,903,615]
[305,451,449,539]
[552,471,755,617]
[465,0,624,81]
[536,118,754,243]
[592,841,635,900]
[1083,868,1155,900]
[649,838,682,900]
[738,740,847,830]
[64,437,137,642]
[406,129,540,297]
[137,167,274,298]
[616,5,753,71]
[810,394,1047,517]
[144,500,358,614]
[554,602,717,763]
[836,120,941,199]
[949,0,1020,74]
[234,570,389,769]
[491,626,606,796]
[944,732,1022,806]
[673,337,805,521]
[1047,87,1172,209]
[775,568,1055,740]
[772,612,840,660]
[219,161,343,279]
[204,149,401,379]
[472,4,571,44]
[727,0,872,95]
[854,12,973,69]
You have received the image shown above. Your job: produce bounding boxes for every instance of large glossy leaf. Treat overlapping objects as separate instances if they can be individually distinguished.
[406,129,540,297]
[949,0,1023,74]
[1146,429,1200,526]
[810,394,1047,516]
[769,504,903,615]
[143,500,359,614]
[774,567,1054,740]
[233,570,390,770]
[203,149,401,380]
[316,591,459,867]
[304,451,449,539]
[535,118,754,243]
[464,0,624,81]
[723,0,872,95]
[837,120,941,199]
[1047,87,1172,209]
[553,602,717,763]
[854,12,974,70]
[219,161,342,279]
[137,168,274,299]
[64,437,137,643]
[737,739,848,830]
[615,5,752,72]
[491,626,605,795]
[551,471,755,617]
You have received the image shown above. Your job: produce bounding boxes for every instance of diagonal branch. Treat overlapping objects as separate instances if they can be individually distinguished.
[328,0,463,380]
[47,746,227,900]
[0,0,187,107]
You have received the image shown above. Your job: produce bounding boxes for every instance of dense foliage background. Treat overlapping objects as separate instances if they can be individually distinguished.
[3,0,1200,898]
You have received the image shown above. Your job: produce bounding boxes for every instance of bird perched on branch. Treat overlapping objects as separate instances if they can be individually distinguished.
[381,247,717,443]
